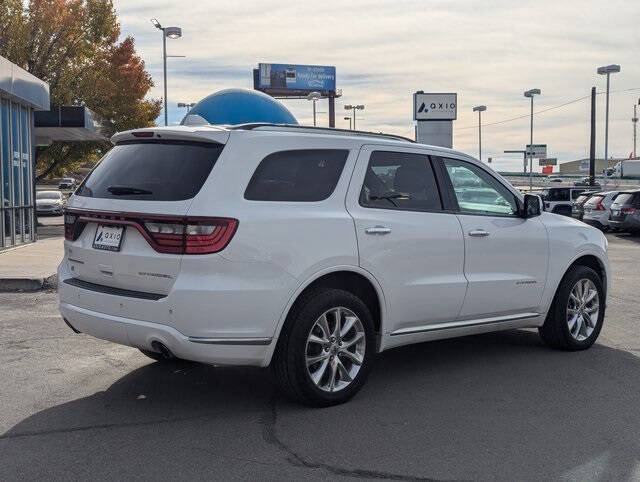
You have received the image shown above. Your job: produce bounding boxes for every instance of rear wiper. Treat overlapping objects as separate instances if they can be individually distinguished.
[107,185,153,195]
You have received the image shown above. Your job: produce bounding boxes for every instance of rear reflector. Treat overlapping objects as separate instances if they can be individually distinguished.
[64,209,238,255]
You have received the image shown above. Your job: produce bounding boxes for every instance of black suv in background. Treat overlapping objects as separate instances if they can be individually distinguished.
[609,190,640,233]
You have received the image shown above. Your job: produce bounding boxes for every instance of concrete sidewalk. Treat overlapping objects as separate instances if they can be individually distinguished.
[0,237,63,291]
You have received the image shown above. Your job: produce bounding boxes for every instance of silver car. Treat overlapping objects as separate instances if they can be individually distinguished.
[582,191,619,230]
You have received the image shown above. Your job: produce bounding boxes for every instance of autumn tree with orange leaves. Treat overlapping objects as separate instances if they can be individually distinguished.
[0,0,161,179]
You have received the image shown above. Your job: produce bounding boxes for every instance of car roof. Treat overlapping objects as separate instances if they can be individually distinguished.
[111,123,473,159]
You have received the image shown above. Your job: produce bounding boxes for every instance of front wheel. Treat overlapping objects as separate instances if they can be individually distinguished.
[272,288,376,407]
[539,265,605,350]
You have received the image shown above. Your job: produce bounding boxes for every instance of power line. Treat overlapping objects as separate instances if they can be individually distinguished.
[455,87,640,131]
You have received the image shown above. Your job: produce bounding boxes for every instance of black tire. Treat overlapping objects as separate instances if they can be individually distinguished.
[539,265,605,350]
[272,288,376,407]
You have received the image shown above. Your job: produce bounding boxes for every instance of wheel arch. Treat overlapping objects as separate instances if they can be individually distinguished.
[267,266,387,364]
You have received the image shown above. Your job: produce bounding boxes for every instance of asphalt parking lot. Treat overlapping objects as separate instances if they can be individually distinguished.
[1,233,639,481]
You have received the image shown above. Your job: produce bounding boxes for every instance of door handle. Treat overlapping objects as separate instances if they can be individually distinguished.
[365,226,391,235]
[468,229,490,237]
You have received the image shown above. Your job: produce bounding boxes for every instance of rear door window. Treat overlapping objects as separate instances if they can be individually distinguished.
[244,149,348,202]
[76,140,223,201]
[359,151,442,211]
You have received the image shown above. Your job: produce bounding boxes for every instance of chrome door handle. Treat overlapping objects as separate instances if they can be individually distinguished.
[468,229,490,237]
[365,226,391,235]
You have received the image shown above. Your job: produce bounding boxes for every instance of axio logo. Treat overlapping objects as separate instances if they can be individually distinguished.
[417,103,429,114]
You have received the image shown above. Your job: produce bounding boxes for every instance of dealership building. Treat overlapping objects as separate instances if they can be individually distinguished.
[1,55,106,250]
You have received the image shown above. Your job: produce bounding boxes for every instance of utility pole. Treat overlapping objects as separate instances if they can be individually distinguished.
[589,87,596,186]
[633,99,638,158]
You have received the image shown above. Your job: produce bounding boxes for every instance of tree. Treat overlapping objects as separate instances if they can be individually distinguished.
[0,0,161,179]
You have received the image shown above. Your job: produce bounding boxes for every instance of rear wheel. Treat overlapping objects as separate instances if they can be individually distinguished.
[539,265,605,350]
[272,288,375,406]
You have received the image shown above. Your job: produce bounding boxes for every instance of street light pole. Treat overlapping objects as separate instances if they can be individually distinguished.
[524,89,541,190]
[633,99,639,158]
[343,116,352,130]
[151,19,182,126]
[473,105,486,161]
[597,64,621,164]
[344,104,364,130]
[307,92,321,127]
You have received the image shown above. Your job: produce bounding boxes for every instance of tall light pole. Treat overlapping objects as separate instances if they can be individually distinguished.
[343,116,352,130]
[151,19,182,126]
[632,98,639,159]
[307,91,321,126]
[473,105,486,161]
[344,104,364,130]
[597,64,621,164]
[524,89,541,190]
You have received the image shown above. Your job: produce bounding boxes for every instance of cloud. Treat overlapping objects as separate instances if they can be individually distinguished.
[113,0,640,171]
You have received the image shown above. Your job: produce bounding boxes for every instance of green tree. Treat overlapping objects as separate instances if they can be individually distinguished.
[0,0,161,179]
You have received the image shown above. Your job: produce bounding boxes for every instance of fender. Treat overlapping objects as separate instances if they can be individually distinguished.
[262,265,388,364]
[540,246,609,319]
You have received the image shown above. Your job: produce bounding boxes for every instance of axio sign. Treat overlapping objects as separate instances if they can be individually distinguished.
[413,92,457,120]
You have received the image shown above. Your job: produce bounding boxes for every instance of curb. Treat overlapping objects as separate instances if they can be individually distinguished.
[0,274,58,292]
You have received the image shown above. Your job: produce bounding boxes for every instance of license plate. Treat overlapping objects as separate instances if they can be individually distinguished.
[92,224,125,252]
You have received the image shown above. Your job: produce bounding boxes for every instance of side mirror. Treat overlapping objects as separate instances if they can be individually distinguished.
[522,194,542,218]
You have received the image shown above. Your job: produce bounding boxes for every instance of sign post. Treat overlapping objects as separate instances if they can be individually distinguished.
[413,92,457,147]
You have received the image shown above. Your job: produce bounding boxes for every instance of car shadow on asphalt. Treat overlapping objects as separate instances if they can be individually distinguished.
[2,330,639,480]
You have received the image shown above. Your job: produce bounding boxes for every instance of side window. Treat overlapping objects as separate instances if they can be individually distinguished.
[359,151,442,211]
[442,158,518,216]
[244,149,348,202]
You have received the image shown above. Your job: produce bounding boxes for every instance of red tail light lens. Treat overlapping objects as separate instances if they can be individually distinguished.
[595,201,606,211]
[143,218,238,254]
[622,207,637,214]
[64,209,238,255]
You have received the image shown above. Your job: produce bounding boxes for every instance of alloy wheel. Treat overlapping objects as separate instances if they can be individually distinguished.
[566,278,600,341]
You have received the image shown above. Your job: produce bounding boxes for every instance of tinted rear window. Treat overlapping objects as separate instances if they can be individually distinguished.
[612,193,640,206]
[244,149,348,202]
[76,140,223,201]
[541,188,570,201]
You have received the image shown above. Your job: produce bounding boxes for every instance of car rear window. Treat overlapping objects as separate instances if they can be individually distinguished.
[575,195,590,203]
[75,140,223,201]
[541,188,570,201]
[244,149,348,202]
[612,193,640,206]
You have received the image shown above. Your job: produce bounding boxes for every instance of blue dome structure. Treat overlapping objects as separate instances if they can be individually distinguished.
[184,88,298,126]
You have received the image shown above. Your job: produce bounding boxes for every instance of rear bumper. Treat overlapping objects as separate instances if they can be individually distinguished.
[609,216,640,231]
[59,301,274,367]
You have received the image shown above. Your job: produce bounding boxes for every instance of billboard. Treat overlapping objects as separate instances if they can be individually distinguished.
[413,93,457,120]
[257,63,336,94]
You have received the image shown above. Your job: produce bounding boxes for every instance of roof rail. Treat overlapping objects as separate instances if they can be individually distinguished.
[228,123,415,143]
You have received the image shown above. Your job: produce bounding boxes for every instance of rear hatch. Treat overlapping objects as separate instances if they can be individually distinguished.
[63,131,232,296]
[610,192,640,222]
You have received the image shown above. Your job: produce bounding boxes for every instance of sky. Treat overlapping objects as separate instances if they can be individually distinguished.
[113,0,640,172]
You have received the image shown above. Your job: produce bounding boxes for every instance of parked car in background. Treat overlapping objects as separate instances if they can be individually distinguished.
[58,123,610,406]
[571,191,598,220]
[541,187,588,216]
[36,190,65,215]
[582,191,619,231]
[609,190,640,233]
[58,178,77,190]
[574,177,601,188]
[545,176,564,183]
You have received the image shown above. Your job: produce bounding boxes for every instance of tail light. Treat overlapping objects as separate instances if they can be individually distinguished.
[144,218,238,254]
[63,210,238,255]
[622,207,637,214]
[595,201,606,211]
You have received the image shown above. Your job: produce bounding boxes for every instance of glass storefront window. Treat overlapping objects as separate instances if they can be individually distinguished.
[11,103,21,207]
[1,100,9,210]
[21,107,30,206]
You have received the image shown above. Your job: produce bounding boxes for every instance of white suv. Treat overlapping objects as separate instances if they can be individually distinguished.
[58,124,610,406]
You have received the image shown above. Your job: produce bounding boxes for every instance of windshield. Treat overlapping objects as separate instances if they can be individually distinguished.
[76,140,224,201]
[36,191,62,200]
